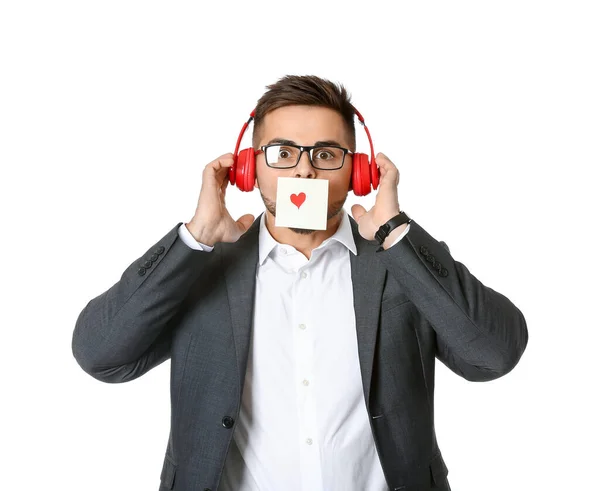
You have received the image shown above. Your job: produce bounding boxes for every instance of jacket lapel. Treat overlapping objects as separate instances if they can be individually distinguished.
[221,216,261,394]
[348,217,387,405]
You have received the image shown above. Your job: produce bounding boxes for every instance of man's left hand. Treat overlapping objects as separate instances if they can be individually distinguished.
[351,152,405,247]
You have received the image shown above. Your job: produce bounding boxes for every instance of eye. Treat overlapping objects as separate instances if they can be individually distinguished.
[277,146,296,159]
[316,150,334,160]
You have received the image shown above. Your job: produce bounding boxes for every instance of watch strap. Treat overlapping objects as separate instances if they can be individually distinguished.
[374,211,412,245]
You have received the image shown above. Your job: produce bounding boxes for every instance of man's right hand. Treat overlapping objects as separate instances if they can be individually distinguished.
[185,153,255,246]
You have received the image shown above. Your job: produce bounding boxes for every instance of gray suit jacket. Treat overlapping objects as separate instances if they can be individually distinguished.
[72,214,528,491]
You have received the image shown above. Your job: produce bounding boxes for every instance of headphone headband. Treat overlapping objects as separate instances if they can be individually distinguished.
[234,106,375,163]
[351,105,376,170]
[231,105,379,194]
[233,110,256,160]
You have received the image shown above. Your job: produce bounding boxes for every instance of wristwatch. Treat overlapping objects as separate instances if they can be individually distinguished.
[374,211,412,245]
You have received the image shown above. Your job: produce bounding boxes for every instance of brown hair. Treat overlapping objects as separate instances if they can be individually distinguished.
[251,74,357,152]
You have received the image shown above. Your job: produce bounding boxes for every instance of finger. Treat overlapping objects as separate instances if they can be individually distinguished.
[351,204,367,222]
[375,152,396,170]
[206,154,236,174]
[375,153,399,185]
[235,214,256,234]
[204,155,236,188]
[215,152,235,164]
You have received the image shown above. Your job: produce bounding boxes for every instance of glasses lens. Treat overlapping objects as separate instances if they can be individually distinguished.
[311,147,345,169]
[265,145,300,168]
[264,145,345,169]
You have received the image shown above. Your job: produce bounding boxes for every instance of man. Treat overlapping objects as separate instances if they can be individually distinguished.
[72,75,528,491]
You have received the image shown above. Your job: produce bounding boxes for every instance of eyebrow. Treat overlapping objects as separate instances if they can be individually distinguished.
[266,138,345,147]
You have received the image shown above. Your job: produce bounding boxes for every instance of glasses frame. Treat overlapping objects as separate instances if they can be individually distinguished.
[257,143,354,170]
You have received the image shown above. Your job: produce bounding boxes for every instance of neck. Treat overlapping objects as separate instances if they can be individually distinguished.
[264,209,345,260]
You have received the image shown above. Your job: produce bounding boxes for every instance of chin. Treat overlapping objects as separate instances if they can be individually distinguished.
[289,227,318,235]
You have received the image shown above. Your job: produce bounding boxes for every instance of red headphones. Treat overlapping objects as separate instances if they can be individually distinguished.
[228,106,380,196]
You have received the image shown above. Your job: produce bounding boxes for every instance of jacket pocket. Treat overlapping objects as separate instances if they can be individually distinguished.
[381,293,410,313]
[160,454,177,490]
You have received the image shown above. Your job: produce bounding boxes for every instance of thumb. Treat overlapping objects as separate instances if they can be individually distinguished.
[351,204,367,222]
[235,214,256,235]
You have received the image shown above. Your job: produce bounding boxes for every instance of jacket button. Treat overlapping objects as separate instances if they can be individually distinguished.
[137,267,146,276]
[144,260,152,268]
[150,253,158,262]
[420,245,429,255]
[222,416,234,429]
[440,268,449,277]
[155,246,165,255]
[426,254,435,263]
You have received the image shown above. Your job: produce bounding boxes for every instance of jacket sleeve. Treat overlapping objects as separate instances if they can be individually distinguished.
[72,222,214,383]
[376,219,528,382]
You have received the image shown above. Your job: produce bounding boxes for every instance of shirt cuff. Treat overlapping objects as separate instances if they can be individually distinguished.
[387,222,411,248]
[177,223,215,252]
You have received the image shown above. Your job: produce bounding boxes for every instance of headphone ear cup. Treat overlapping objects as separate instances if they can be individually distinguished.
[352,153,372,196]
[370,155,380,190]
[351,153,360,193]
[243,148,256,191]
[229,156,237,185]
[236,148,255,192]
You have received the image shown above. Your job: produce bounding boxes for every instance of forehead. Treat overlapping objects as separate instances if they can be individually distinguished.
[259,105,350,146]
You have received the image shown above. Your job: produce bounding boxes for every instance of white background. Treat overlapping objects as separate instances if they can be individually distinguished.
[1,1,598,490]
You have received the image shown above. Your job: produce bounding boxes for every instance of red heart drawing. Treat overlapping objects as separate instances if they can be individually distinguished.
[290,192,306,209]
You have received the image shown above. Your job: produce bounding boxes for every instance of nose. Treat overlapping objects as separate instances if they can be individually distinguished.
[294,150,316,179]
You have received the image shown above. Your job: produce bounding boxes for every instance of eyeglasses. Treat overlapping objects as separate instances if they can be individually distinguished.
[257,143,352,170]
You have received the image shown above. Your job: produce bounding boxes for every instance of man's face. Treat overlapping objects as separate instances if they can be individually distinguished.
[254,105,354,234]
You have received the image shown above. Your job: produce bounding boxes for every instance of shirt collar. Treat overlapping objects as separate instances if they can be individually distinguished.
[258,208,358,265]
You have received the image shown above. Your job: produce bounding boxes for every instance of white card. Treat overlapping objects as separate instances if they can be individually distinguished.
[274,177,329,230]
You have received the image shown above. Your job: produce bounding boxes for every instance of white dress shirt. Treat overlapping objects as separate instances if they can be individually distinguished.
[177,210,410,491]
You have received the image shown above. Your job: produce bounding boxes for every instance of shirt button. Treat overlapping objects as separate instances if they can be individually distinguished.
[302,379,309,386]
[306,438,313,445]
[281,247,288,255]
[299,323,306,330]
[301,271,308,279]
